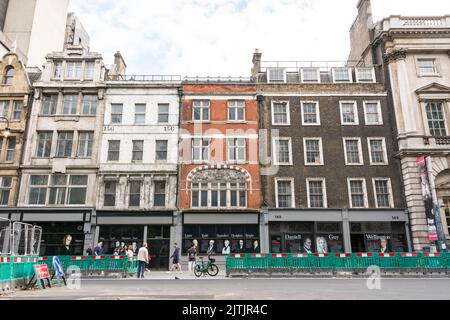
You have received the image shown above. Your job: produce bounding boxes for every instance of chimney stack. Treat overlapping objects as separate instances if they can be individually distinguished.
[251,48,262,80]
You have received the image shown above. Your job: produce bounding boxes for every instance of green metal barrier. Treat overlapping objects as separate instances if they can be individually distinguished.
[0,257,12,284]
[226,252,450,272]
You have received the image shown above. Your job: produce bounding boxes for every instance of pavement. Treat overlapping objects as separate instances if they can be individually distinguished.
[1,272,450,300]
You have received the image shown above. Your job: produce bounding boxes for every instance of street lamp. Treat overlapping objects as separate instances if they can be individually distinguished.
[0,117,10,138]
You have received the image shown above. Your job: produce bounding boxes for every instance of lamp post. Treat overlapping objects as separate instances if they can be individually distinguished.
[0,117,11,138]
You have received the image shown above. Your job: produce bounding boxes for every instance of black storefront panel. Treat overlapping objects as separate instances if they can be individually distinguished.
[269,222,344,253]
[37,222,85,256]
[350,222,407,253]
[183,224,260,254]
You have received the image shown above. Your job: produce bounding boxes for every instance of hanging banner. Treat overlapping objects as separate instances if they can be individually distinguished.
[416,156,438,242]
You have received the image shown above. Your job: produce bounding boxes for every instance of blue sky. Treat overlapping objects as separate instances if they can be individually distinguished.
[69,0,450,76]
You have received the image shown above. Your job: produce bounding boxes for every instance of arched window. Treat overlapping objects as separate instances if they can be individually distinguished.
[190,169,248,209]
[3,67,14,85]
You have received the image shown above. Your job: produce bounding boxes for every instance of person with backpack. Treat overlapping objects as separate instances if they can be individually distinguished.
[168,242,182,274]
[187,243,197,275]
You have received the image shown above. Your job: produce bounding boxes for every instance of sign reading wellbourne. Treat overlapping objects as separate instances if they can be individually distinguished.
[416,156,438,242]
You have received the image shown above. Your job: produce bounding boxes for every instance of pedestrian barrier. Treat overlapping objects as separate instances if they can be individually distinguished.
[226,252,450,276]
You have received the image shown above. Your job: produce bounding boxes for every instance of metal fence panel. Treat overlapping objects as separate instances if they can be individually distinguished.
[12,222,28,256]
[0,217,11,255]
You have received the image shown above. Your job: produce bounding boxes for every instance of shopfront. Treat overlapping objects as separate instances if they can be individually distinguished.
[12,208,93,256]
[182,212,261,256]
[265,209,411,253]
[95,212,174,270]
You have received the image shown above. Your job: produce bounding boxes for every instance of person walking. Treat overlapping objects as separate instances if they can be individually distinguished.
[126,244,135,278]
[168,242,182,274]
[85,244,93,256]
[187,243,197,275]
[137,243,149,279]
[94,242,103,256]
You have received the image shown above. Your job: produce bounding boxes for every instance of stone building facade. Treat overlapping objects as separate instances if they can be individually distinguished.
[349,0,450,251]
[253,50,411,253]
[178,81,261,260]
[17,45,106,256]
[97,74,181,269]
[0,53,33,211]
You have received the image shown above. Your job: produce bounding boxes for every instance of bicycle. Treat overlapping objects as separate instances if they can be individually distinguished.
[193,255,219,277]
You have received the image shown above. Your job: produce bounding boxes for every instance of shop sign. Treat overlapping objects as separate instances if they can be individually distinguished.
[285,234,302,240]
[365,234,391,240]
[201,233,209,238]
[184,233,194,239]
[231,233,244,238]
[217,233,230,238]
[245,233,256,238]
[327,234,340,241]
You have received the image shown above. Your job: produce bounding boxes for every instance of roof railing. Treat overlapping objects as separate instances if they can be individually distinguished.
[106,74,182,81]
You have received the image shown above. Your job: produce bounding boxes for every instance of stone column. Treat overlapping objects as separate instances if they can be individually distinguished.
[260,208,270,253]
[341,209,352,253]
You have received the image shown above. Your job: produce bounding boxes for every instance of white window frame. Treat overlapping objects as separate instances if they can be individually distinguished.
[367,137,388,165]
[227,100,246,122]
[300,68,321,83]
[416,57,440,77]
[343,138,364,165]
[301,101,321,126]
[227,137,246,162]
[267,68,286,83]
[134,104,146,124]
[65,61,82,79]
[303,138,324,166]
[275,178,295,208]
[363,101,383,125]
[340,101,359,125]
[306,178,327,208]
[424,101,448,136]
[192,138,210,162]
[347,178,368,208]
[332,67,353,83]
[272,137,293,165]
[355,67,376,83]
[372,178,394,209]
[271,101,291,126]
[192,100,210,122]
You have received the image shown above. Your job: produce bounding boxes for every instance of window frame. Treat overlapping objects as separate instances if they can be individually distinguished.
[62,94,78,115]
[103,180,117,207]
[347,178,368,209]
[134,104,146,124]
[275,178,295,209]
[128,180,142,208]
[192,100,210,122]
[332,67,353,83]
[301,101,321,126]
[110,104,123,124]
[3,67,14,85]
[55,131,74,158]
[227,100,246,122]
[425,101,448,137]
[227,137,247,162]
[77,131,94,158]
[343,138,364,165]
[81,95,97,115]
[363,101,383,125]
[416,57,440,77]
[192,138,210,162]
[107,140,121,162]
[355,67,376,83]
[157,103,170,124]
[271,101,291,126]
[367,137,388,166]
[306,178,327,209]
[0,176,12,205]
[65,61,82,79]
[153,180,167,208]
[340,101,359,125]
[155,140,168,162]
[272,137,293,166]
[300,68,321,83]
[267,68,286,83]
[372,178,394,209]
[35,131,53,158]
[303,137,324,166]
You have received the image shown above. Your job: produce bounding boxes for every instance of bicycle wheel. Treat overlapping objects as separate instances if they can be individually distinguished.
[207,263,219,277]
[194,264,203,278]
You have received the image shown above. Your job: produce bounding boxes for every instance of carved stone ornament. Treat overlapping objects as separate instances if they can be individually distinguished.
[34,89,41,100]
[191,169,246,183]
[384,48,407,64]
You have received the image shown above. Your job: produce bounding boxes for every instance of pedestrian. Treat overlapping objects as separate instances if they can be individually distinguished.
[167,242,182,274]
[137,242,149,279]
[86,244,93,256]
[187,243,197,275]
[94,242,103,256]
[126,244,134,259]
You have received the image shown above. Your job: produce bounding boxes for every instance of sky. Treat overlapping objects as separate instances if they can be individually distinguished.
[69,0,450,76]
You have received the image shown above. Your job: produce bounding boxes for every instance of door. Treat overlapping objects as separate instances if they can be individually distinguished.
[350,234,365,253]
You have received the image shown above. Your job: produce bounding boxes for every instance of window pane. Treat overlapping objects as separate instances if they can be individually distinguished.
[156,140,168,161]
[158,104,169,123]
[426,102,447,136]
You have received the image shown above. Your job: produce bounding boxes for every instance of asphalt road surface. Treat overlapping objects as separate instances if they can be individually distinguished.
[2,278,450,300]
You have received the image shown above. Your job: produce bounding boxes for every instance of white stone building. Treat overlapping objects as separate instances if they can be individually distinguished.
[96,74,181,269]
[17,45,106,255]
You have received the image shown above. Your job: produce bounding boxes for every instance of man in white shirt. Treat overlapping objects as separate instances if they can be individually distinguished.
[137,243,149,279]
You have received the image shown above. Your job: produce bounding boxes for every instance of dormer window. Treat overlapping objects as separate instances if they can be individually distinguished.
[356,68,376,83]
[3,67,14,85]
[300,68,320,83]
[332,68,352,83]
[267,68,286,83]
[84,62,95,80]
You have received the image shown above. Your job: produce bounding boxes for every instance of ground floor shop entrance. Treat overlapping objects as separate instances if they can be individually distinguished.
[265,209,411,253]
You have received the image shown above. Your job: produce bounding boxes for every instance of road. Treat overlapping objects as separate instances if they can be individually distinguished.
[2,275,450,300]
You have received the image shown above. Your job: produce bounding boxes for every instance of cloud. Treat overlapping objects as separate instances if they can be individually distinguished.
[69,0,450,76]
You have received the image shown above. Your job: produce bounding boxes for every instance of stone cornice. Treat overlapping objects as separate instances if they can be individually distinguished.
[384,48,407,64]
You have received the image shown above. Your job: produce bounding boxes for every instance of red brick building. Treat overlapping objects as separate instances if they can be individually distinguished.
[178,81,261,256]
